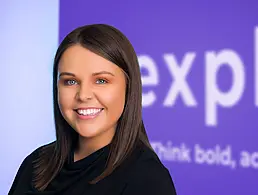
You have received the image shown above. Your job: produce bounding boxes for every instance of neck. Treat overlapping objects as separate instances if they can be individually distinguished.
[74,129,115,162]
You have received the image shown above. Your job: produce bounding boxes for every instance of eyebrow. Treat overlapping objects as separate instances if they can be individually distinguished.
[58,71,115,78]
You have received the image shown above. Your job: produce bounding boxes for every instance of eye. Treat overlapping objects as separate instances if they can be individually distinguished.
[64,79,78,86]
[96,78,107,84]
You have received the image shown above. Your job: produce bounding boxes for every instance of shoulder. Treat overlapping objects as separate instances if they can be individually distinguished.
[13,141,55,176]
[122,142,177,195]
[17,141,55,170]
[8,142,55,195]
[23,141,55,164]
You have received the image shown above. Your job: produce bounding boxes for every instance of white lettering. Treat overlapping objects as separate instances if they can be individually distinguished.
[240,151,258,169]
[138,55,159,107]
[163,53,197,106]
[255,27,258,105]
[205,49,245,126]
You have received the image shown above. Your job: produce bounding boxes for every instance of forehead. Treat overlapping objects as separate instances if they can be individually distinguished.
[58,44,118,73]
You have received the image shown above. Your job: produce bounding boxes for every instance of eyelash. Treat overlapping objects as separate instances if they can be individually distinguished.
[63,79,78,86]
[96,78,108,84]
[63,78,108,86]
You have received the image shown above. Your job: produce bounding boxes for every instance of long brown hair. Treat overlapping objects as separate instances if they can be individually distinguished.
[33,24,152,191]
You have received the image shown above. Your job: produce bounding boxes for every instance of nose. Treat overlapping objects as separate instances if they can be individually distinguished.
[76,83,93,102]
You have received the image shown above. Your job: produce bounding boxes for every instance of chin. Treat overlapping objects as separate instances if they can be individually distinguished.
[76,128,101,139]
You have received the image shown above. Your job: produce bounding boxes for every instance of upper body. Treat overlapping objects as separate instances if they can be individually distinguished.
[8,141,176,195]
[9,24,177,195]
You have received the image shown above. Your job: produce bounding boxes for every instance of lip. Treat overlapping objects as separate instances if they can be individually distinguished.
[74,107,104,110]
[74,107,104,120]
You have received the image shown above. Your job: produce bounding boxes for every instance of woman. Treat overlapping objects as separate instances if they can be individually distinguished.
[8,24,177,195]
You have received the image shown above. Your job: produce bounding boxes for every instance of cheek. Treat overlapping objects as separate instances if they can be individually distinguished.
[58,88,75,110]
[101,86,126,114]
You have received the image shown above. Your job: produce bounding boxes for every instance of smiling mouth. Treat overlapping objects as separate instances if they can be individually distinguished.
[74,108,104,116]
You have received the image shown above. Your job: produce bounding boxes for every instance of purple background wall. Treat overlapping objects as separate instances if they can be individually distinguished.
[60,1,258,194]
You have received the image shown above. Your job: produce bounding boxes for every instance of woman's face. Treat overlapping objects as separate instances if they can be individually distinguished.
[57,45,126,145]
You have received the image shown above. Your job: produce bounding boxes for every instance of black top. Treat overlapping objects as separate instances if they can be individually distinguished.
[8,141,177,195]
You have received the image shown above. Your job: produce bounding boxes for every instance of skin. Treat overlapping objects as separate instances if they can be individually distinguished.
[57,45,126,161]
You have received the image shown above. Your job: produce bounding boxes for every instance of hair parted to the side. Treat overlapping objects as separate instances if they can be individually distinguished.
[32,24,153,191]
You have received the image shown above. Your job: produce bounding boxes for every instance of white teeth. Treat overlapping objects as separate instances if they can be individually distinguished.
[77,108,102,116]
